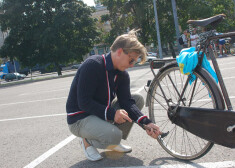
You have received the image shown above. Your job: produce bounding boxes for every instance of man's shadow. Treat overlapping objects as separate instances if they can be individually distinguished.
[70,151,143,168]
[70,152,206,168]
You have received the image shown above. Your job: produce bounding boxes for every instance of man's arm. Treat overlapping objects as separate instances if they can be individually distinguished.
[116,71,161,138]
[116,72,150,123]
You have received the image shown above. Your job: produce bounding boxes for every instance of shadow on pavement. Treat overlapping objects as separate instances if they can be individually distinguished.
[70,151,143,168]
[149,156,203,167]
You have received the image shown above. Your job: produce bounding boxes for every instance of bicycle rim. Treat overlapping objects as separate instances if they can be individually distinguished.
[148,64,219,160]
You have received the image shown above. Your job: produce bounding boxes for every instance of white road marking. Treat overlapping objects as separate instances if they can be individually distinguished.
[131,75,235,82]
[135,85,145,93]
[130,66,235,82]
[219,61,235,65]
[224,76,235,80]
[0,97,67,107]
[220,67,235,71]
[8,83,235,168]
[2,86,146,121]
[1,86,146,107]
[21,86,145,168]
[113,160,235,168]
[0,113,65,122]
[23,135,76,168]
[19,88,69,96]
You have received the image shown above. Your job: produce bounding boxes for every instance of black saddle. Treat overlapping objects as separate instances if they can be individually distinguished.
[187,14,226,27]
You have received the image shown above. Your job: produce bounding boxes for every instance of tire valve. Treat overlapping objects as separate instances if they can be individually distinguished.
[227,125,235,132]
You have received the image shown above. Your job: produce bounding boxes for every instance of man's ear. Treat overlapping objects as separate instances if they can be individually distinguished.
[117,48,123,57]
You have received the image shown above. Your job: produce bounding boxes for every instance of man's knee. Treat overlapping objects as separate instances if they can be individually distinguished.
[99,126,122,146]
[132,93,144,110]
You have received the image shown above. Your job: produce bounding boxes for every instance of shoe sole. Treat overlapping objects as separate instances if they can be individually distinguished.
[112,149,132,153]
[112,148,132,153]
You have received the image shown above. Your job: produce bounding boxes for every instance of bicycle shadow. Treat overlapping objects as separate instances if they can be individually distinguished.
[69,151,206,168]
[149,157,205,168]
[69,151,144,168]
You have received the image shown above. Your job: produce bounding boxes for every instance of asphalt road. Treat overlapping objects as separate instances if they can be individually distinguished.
[1,56,235,168]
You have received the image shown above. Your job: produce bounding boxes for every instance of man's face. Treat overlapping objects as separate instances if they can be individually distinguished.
[117,50,140,71]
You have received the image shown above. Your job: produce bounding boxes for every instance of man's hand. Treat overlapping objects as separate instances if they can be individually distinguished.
[114,109,132,124]
[146,123,161,139]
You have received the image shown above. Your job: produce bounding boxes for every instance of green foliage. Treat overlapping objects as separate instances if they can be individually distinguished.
[100,0,156,45]
[0,58,3,65]
[0,0,99,75]
[99,0,234,52]
[177,0,235,33]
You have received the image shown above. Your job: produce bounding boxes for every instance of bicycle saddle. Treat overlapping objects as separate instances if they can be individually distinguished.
[187,14,226,27]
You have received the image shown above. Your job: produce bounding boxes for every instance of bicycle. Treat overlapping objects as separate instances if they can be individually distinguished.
[144,14,235,160]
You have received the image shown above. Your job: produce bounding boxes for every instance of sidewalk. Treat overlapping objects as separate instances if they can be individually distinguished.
[0,62,151,88]
[0,70,77,88]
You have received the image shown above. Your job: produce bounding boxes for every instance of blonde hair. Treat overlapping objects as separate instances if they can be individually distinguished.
[110,29,146,64]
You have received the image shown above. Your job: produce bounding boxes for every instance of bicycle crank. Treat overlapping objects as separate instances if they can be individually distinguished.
[168,106,235,148]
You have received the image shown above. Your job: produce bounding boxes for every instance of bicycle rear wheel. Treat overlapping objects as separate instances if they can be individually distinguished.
[148,62,224,160]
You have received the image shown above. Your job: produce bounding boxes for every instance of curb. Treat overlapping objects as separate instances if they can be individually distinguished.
[0,72,76,88]
[0,62,150,88]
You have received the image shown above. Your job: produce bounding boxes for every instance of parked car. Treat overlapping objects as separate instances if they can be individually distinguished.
[136,54,158,63]
[71,64,81,69]
[146,55,157,62]
[5,72,26,82]
[147,52,157,57]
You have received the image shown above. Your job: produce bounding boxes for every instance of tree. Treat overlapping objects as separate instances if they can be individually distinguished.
[0,0,99,75]
[177,0,235,32]
[98,0,234,58]
[100,0,156,46]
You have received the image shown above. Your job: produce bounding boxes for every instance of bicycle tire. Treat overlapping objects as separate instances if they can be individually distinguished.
[147,61,224,160]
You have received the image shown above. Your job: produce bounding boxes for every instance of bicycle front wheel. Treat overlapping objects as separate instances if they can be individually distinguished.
[148,62,224,160]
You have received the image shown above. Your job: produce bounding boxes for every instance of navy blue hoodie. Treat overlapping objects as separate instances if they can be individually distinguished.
[66,53,151,126]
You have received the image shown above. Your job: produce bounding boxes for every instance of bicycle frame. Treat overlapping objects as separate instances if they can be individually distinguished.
[146,31,235,148]
[149,31,235,111]
[198,31,235,110]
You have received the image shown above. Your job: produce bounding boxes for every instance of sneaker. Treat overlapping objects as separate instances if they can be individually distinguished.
[218,55,223,58]
[79,138,103,161]
[112,144,132,153]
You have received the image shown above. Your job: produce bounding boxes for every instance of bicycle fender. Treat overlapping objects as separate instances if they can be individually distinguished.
[173,106,235,148]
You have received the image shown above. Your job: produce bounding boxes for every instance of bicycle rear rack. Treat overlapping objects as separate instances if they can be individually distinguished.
[150,58,176,76]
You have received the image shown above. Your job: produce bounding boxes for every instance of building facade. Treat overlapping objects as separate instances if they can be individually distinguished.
[89,3,111,56]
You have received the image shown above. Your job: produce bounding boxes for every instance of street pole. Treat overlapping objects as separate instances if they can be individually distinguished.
[171,0,181,52]
[234,0,235,17]
[153,0,163,59]
[13,59,18,80]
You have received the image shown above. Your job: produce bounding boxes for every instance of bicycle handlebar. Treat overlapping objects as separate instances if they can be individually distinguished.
[209,31,235,40]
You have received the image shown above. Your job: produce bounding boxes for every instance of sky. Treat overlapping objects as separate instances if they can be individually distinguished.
[83,0,95,6]
[0,0,96,6]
